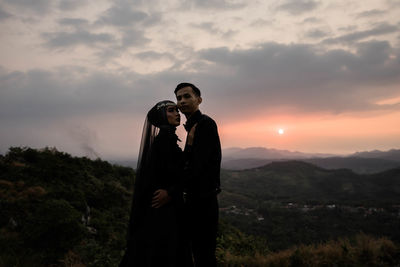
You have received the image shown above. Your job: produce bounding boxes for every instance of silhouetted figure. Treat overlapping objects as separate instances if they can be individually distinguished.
[120,100,193,267]
[175,83,222,267]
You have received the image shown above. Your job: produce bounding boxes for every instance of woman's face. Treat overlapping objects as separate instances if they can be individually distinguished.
[166,105,180,126]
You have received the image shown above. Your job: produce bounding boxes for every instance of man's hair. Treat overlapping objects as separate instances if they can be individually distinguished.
[174,82,201,97]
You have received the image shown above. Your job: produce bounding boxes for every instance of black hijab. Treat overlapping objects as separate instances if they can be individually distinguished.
[120,100,177,267]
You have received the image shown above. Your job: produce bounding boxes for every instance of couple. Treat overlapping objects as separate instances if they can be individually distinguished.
[120,83,222,267]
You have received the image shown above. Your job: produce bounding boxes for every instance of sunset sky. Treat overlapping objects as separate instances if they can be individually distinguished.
[1,0,399,159]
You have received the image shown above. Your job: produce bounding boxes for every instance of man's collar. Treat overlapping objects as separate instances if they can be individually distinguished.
[184,110,202,132]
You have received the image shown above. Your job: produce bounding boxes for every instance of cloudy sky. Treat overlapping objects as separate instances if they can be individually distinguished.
[1,0,399,159]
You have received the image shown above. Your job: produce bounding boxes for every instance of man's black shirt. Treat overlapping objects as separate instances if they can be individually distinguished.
[183,110,221,197]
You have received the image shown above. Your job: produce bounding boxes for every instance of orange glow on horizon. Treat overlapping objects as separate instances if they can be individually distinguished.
[218,110,400,154]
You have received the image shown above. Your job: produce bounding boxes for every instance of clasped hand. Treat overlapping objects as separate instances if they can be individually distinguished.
[151,189,171,208]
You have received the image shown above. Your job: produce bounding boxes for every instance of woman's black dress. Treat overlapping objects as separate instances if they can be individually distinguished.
[120,127,190,267]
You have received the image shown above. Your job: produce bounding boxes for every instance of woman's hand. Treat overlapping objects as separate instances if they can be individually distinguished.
[187,123,197,146]
[151,189,171,208]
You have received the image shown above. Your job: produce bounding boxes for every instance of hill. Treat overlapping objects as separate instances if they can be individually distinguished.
[221,160,400,205]
[221,147,400,173]
[223,147,334,160]
[219,160,400,250]
[1,147,399,266]
[0,147,135,266]
[351,149,400,161]
[0,147,270,266]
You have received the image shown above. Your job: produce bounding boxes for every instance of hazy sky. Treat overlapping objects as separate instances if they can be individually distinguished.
[1,0,399,159]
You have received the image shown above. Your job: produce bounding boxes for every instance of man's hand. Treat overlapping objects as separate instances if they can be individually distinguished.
[151,189,171,208]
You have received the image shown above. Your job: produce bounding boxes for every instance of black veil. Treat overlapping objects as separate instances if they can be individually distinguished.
[120,100,177,267]
[136,100,176,175]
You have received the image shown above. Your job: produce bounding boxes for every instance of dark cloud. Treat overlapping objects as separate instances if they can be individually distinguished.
[386,0,400,8]
[182,0,245,9]
[276,0,319,15]
[305,29,329,39]
[42,30,115,48]
[92,29,150,61]
[191,22,237,38]
[302,17,321,24]
[135,51,175,61]
[0,5,12,20]
[0,67,148,121]
[4,0,52,15]
[338,25,358,32]
[1,41,400,130]
[96,3,148,27]
[323,23,398,44]
[356,9,386,18]
[121,29,150,47]
[58,18,90,28]
[356,40,391,65]
[250,19,275,27]
[58,0,89,11]
[196,41,400,116]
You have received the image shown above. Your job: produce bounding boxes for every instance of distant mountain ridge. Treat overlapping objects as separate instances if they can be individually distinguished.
[351,149,400,161]
[222,147,400,173]
[220,160,400,206]
[223,146,335,160]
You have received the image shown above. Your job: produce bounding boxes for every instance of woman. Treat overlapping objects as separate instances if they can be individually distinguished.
[120,100,193,267]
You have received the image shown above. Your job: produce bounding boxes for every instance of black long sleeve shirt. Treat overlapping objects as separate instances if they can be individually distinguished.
[183,110,221,197]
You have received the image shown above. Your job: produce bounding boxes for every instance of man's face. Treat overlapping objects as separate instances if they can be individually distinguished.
[175,86,202,116]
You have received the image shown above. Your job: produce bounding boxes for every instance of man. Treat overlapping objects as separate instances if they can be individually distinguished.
[174,82,221,267]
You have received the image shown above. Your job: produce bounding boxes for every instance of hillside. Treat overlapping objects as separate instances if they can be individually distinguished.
[221,147,400,173]
[1,147,399,266]
[351,149,400,161]
[0,147,270,266]
[219,161,400,250]
[0,147,135,266]
[221,160,400,205]
[222,157,400,174]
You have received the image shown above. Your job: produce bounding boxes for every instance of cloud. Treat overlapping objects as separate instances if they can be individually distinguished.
[51,17,150,53]
[386,0,400,8]
[196,41,400,116]
[121,29,150,47]
[42,30,115,48]
[182,0,245,10]
[58,0,89,11]
[2,39,399,124]
[96,2,149,27]
[302,17,322,24]
[276,0,319,15]
[356,40,391,65]
[4,0,52,15]
[305,29,329,39]
[0,67,150,122]
[58,18,90,28]
[356,9,386,18]
[190,22,237,38]
[250,19,275,27]
[0,5,12,20]
[135,51,175,61]
[323,23,398,44]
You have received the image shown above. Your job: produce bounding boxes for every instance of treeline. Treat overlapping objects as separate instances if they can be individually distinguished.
[0,147,134,266]
[1,147,399,266]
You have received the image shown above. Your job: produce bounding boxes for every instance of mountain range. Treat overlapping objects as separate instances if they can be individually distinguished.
[222,147,400,173]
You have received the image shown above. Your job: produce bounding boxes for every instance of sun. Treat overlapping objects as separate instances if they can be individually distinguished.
[278,128,284,135]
